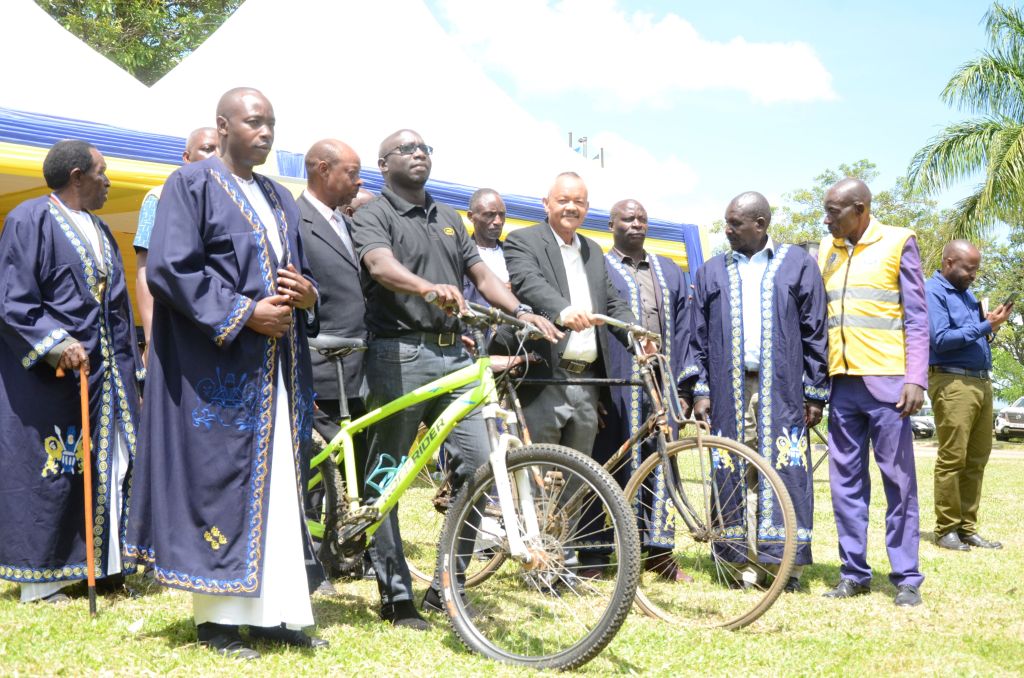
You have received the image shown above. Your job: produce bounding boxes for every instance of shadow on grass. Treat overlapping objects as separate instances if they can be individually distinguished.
[800,562,842,588]
[311,591,382,628]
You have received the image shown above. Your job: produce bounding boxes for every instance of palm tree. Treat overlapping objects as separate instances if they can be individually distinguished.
[908,2,1024,240]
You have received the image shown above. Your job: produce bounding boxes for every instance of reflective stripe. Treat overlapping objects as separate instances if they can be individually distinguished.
[828,315,904,330]
[826,288,901,304]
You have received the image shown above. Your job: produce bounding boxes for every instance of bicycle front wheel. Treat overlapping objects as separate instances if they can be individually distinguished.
[625,436,797,629]
[437,444,640,671]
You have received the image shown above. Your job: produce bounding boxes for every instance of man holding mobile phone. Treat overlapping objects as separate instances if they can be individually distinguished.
[926,240,1011,553]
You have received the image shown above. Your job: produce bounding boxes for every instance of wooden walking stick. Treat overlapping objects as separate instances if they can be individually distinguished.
[57,366,97,616]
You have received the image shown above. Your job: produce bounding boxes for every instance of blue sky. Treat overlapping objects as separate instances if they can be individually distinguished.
[424,0,995,226]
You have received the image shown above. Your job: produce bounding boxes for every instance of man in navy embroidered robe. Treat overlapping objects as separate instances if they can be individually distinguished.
[0,140,142,602]
[593,199,690,581]
[123,88,326,657]
[685,191,829,592]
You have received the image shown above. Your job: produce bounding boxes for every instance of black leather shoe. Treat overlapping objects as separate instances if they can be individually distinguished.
[313,579,338,597]
[894,584,922,607]
[94,574,141,598]
[783,577,803,593]
[822,579,870,598]
[248,624,328,649]
[960,533,1003,549]
[39,591,70,604]
[381,600,429,631]
[936,531,970,551]
[197,623,260,660]
[422,586,480,619]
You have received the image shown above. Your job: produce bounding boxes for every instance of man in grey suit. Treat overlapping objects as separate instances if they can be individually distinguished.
[298,139,366,437]
[504,172,644,454]
[296,139,368,590]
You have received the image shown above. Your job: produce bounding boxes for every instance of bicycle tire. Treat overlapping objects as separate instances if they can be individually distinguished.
[437,444,640,670]
[625,436,797,629]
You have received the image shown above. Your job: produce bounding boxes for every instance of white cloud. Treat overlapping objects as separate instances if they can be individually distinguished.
[435,0,836,107]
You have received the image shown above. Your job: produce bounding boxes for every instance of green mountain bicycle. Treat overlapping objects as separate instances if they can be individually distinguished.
[306,302,640,671]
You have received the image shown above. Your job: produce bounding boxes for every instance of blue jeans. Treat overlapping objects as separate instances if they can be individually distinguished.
[364,336,491,606]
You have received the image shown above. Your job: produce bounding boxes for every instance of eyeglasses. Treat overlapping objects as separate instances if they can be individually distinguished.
[382,143,433,158]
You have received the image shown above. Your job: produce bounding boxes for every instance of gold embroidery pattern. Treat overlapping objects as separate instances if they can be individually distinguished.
[41,425,84,477]
[22,328,70,369]
[204,526,228,551]
[213,295,254,347]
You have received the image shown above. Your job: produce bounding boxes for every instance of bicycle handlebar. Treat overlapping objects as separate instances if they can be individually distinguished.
[588,313,660,343]
[423,292,544,340]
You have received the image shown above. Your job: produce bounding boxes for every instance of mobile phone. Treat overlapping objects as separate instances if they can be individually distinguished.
[1003,291,1019,307]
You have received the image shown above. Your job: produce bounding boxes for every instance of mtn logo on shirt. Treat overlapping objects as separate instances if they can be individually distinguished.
[443,227,455,236]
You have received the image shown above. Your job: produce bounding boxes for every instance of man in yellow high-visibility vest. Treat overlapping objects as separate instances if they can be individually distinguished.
[818,178,928,608]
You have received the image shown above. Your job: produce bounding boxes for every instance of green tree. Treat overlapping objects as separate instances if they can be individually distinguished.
[36,0,244,86]
[974,230,1024,402]
[907,2,1024,240]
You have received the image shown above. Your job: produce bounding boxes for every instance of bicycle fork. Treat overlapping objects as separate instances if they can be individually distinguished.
[481,402,543,565]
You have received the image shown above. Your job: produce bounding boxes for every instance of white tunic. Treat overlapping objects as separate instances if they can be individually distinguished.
[191,175,313,629]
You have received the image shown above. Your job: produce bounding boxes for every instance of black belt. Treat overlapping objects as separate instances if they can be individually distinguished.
[379,331,459,347]
[930,365,990,380]
[559,359,594,374]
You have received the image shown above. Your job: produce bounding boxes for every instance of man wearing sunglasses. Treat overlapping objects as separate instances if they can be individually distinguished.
[352,129,560,630]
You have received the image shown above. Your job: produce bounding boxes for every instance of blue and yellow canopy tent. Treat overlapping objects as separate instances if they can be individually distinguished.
[0,106,704,316]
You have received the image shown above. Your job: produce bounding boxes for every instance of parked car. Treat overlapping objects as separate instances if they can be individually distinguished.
[995,396,1024,441]
[910,406,935,439]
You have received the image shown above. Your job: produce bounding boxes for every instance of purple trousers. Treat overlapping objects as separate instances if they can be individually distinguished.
[827,376,924,588]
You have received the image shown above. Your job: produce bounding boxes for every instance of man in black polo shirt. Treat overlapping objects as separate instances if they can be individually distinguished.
[352,129,558,629]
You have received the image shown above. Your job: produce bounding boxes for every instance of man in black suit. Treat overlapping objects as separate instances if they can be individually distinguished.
[504,172,645,454]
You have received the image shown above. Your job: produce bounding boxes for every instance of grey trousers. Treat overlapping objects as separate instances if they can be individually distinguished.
[364,336,490,606]
[522,382,600,453]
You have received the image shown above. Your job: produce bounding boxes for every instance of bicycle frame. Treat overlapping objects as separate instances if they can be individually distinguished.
[306,347,539,562]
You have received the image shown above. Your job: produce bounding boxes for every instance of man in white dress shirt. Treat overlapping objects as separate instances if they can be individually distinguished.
[503,172,643,453]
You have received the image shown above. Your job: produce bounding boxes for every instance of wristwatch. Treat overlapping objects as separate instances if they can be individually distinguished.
[513,303,533,318]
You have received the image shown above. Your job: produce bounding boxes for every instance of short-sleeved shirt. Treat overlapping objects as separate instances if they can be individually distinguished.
[353,187,482,336]
[133,185,163,251]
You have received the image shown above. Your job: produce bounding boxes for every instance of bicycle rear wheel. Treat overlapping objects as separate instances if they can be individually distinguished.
[625,436,797,629]
[437,444,640,671]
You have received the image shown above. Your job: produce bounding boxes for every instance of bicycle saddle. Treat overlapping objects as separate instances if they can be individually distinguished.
[308,335,366,354]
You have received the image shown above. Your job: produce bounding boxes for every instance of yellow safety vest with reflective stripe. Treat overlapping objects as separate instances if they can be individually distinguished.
[818,218,913,376]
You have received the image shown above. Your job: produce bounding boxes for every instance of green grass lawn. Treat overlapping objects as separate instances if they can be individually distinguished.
[1,446,1022,676]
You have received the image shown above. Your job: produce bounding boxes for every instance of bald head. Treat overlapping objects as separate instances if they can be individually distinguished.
[725,191,771,225]
[377,129,431,195]
[304,138,362,210]
[941,239,982,291]
[723,191,770,257]
[942,239,978,260]
[216,87,267,119]
[378,129,420,160]
[343,188,376,217]
[824,177,872,243]
[609,199,649,256]
[468,188,507,247]
[215,87,275,176]
[183,127,218,163]
[544,172,589,241]
[828,178,872,209]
